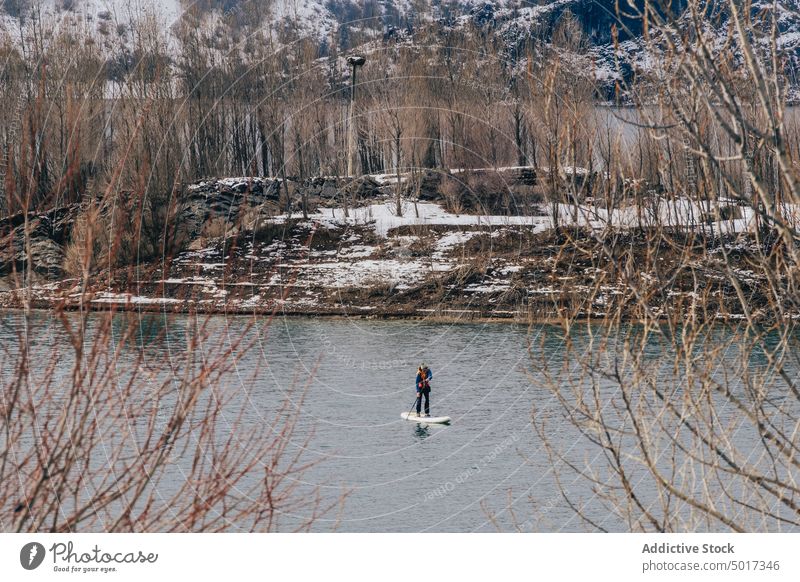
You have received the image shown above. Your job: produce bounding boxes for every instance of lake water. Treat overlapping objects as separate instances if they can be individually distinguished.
[0,312,793,532]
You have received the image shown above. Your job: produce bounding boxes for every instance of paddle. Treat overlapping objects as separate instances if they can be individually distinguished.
[407,394,420,417]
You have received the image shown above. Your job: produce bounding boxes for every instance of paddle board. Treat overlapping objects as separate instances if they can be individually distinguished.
[401,412,451,424]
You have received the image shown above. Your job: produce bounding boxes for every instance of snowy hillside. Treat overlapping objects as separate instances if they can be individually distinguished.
[0,0,184,28]
[0,1,640,42]
[1,0,799,92]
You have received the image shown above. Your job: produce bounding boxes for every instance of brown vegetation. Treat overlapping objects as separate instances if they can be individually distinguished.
[519,0,800,532]
[2,0,800,533]
[0,308,339,532]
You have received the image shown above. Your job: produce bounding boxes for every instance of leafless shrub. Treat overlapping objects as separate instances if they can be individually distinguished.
[464,171,511,215]
[529,314,800,532]
[238,203,280,233]
[0,309,338,532]
[523,0,800,532]
[440,174,465,215]
[62,209,97,279]
[201,216,233,240]
[251,220,296,244]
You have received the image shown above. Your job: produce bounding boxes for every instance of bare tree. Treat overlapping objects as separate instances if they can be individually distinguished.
[527,0,800,533]
[1,307,337,532]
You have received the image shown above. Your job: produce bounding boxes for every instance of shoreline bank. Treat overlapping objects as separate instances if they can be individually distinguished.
[0,299,768,327]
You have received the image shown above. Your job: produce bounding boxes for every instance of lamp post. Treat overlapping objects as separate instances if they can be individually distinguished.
[346,55,366,178]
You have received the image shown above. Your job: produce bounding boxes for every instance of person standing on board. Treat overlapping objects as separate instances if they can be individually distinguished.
[415,363,432,417]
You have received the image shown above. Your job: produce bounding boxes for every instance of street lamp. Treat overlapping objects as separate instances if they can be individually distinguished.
[346,55,366,178]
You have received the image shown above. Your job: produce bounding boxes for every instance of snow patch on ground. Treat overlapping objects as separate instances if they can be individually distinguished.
[297,258,451,290]
[335,245,377,259]
[275,201,552,237]
[91,291,182,305]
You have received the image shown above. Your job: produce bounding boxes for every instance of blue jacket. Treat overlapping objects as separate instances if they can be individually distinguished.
[415,369,432,392]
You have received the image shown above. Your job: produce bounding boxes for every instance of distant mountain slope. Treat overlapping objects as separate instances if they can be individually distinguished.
[0,0,676,41]
[2,0,798,93]
[0,0,183,27]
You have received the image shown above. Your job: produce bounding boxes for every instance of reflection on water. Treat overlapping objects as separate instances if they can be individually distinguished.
[413,424,431,440]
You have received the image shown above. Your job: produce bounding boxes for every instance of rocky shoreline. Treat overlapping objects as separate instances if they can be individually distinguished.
[0,171,785,324]
[0,221,777,324]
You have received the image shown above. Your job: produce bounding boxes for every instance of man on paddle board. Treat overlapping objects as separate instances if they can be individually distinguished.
[415,363,432,417]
